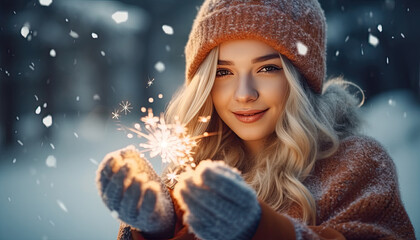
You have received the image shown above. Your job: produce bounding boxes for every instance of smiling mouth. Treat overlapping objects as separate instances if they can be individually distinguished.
[233,109,268,123]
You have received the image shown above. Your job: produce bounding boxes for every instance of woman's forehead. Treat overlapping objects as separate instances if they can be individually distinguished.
[218,40,279,61]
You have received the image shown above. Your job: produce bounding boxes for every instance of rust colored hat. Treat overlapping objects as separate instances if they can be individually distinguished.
[185,0,327,93]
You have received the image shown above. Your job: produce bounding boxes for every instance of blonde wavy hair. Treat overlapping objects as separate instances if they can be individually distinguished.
[164,47,361,225]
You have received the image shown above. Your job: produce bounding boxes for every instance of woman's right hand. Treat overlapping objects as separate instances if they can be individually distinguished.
[96,146,175,238]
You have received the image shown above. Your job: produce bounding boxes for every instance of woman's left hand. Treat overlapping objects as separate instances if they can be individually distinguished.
[173,160,261,240]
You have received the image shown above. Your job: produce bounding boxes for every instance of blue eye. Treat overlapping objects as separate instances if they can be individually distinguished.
[259,65,282,73]
[216,69,232,77]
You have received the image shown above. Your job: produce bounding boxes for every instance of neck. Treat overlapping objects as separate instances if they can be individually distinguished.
[243,139,265,157]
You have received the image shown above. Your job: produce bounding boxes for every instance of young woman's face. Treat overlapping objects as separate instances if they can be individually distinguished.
[211,39,289,154]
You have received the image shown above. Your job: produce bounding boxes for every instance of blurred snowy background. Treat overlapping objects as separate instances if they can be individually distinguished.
[0,0,419,239]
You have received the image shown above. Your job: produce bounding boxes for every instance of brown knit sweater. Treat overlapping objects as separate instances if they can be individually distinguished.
[117,135,415,240]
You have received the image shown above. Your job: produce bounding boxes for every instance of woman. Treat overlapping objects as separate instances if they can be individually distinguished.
[96,0,415,239]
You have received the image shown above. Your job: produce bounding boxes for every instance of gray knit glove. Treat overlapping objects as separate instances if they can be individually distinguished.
[96,145,175,238]
[173,160,261,240]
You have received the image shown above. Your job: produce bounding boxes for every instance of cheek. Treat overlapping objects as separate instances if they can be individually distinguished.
[211,83,230,110]
[259,80,288,104]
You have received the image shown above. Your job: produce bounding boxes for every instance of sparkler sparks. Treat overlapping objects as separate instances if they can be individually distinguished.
[198,116,211,123]
[119,101,133,115]
[111,109,120,119]
[166,168,179,184]
[146,77,155,88]
[116,108,216,184]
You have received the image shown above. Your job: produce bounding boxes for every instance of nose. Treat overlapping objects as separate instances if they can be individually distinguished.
[234,73,258,102]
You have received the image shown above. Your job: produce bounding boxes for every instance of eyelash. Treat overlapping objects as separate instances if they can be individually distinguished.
[259,65,282,73]
[215,65,282,77]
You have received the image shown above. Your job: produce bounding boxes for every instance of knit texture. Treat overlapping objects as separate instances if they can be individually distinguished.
[185,0,327,93]
[119,136,415,240]
[96,146,175,238]
[173,160,261,240]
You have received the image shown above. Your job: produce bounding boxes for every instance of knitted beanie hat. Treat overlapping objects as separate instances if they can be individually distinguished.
[185,0,327,93]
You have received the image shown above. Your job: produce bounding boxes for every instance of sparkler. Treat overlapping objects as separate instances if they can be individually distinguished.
[114,103,215,184]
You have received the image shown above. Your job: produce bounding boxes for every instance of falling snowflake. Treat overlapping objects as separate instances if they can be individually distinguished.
[162,25,174,35]
[43,115,53,128]
[368,33,379,47]
[21,23,30,38]
[50,49,56,57]
[91,32,98,39]
[39,0,53,6]
[388,99,396,106]
[296,41,308,56]
[57,200,68,212]
[119,101,133,115]
[154,61,165,72]
[112,11,128,24]
[111,210,119,219]
[89,158,99,165]
[69,30,79,39]
[46,155,57,168]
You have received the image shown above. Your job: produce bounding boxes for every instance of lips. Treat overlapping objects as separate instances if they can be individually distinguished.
[233,109,268,123]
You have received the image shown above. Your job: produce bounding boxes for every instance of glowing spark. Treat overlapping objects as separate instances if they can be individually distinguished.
[119,101,133,115]
[146,77,155,88]
[166,168,179,184]
[140,109,159,126]
[198,116,211,123]
[112,109,120,119]
[117,109,217,182]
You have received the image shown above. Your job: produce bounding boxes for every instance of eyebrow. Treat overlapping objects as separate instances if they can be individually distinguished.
[217,53,280,65]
